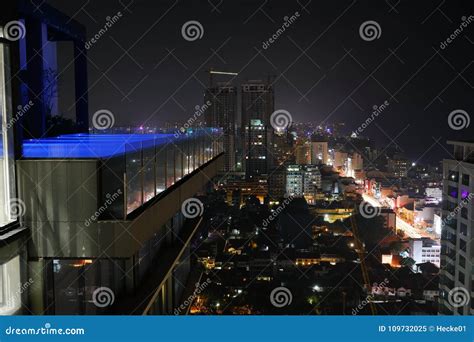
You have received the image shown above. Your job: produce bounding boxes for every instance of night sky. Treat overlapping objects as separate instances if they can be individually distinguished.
[46,0,474,163]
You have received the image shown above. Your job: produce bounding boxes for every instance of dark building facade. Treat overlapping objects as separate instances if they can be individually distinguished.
[0,0,90,315]
[241,81,274,179]
[204,84,237,172]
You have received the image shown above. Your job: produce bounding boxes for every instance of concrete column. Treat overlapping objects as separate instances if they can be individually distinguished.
[24,17,46,137]
[73,40,89,132]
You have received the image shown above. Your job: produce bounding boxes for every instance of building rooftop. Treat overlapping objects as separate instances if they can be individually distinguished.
[21,131,217,159]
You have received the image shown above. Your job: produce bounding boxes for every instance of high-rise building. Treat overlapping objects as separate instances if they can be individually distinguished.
[244,119,269,179]
[268,165,287,200]
[285,165,322,202]
[439,140,474,315]
[205,84,237,172]
[286,165,304,197]
[311,141,328,165]
[241,80,274,178]
[296,143,311,165]
[272,130,293,166]
[302,165,322,204]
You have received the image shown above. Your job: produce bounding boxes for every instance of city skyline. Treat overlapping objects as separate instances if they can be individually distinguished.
[46,0,474,163]
[0,0,473,322]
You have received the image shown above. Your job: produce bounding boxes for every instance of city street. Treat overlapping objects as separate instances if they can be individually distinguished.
[362,194,435,239]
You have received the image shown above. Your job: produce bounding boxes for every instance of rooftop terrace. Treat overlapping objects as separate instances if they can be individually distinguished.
[22,130,220,159]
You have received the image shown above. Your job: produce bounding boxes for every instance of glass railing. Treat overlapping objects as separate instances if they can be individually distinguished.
[22,128,223,218]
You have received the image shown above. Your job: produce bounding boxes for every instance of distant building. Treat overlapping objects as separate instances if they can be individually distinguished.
[388,155,409,178]
[333,151,363,178]
[286,165,304,197]
[380,208,396,231]
[351,152,364,171]
[223,178,268,205]
[241,81,274,178]
[205,84,237,171]
[244,119,270,179]
[303,165,322,204]
[268,166,287,200]
[295,144,311,165]
[425,187,442,203]
[409,238,440,268]
[272,130,293,166]
[333,151,347,169]
[311,141,328,165]
[285,165,322,202]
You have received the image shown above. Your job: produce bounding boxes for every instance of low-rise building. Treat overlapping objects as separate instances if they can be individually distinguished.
[409,239,440,268]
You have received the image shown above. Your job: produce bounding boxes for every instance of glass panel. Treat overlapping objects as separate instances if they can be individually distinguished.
[182,137,190,176]
[174,140,183,182]
[166,144,175,187]
[189,134,196,172]
[100,156,125,219]
[142,146,155,202]
[156,144,166,194]
[126,142,142,213]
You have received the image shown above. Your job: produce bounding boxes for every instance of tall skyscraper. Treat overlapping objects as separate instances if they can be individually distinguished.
[439,140,473,315]
[204,84,237,172]
[244,119,269,179]
[241,80,274,179]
